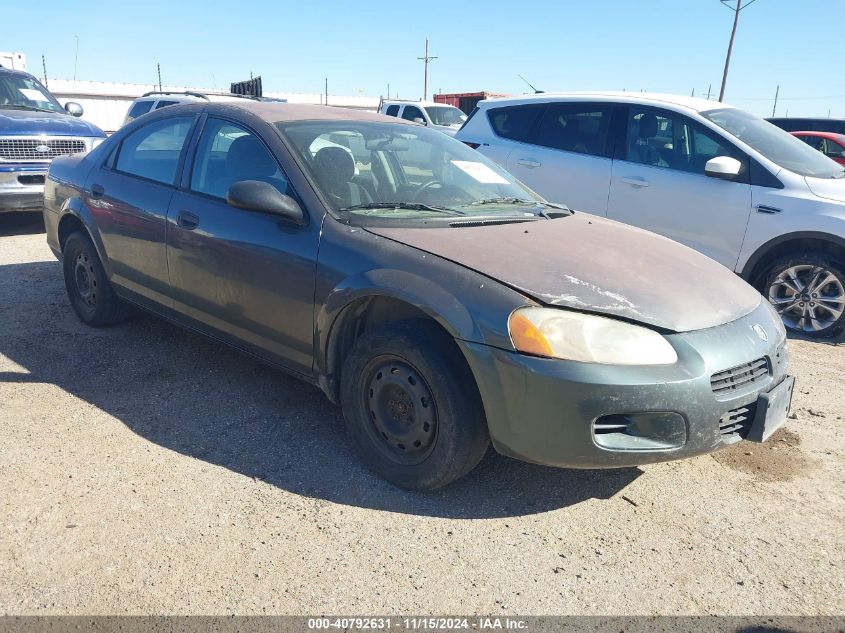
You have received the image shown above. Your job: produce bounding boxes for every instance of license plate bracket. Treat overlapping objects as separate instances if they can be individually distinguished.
[747,376,795,443]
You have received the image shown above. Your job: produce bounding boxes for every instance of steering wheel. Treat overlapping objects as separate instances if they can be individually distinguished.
[412,180,443,202]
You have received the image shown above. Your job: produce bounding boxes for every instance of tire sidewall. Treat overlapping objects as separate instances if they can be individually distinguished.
[340,322,489,490]
[62,231,122,326]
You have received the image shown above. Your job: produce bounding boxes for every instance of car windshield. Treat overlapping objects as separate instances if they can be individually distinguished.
[276,120,550,221]
[0,73,64,113]
[702,107,845,179]
[424,106,467,127]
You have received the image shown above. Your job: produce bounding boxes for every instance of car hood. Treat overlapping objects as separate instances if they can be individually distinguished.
[432,124,460,136]
[368,214,762,332]
[0,108,105,137]
[805,175,845,204]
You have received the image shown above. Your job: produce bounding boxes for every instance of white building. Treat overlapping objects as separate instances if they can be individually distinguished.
[45,78,380,133]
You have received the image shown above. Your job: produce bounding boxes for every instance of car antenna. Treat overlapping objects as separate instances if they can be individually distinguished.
[518,74,544,94]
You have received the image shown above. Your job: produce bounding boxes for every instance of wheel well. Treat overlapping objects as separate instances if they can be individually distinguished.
[323,296,467,403]
[746,237,845,289]
[57,214,86,251]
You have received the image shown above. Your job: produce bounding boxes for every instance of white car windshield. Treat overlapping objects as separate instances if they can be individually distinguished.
[702,107,845,179]
[0,73,64,114]
[276,120,550,221]
[424,106,467,127]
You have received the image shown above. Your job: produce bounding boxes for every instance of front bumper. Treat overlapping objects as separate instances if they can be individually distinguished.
[0,164,47,212]
[460,300,791,468]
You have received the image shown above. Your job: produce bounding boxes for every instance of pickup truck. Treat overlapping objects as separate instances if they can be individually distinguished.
[0,66,106,213]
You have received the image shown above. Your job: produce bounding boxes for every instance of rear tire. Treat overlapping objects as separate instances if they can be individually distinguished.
[339,320,489,490]
[763,253,845,339]
[62,231,130,326]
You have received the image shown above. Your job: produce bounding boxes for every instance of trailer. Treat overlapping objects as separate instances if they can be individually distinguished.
[0,52,27,71]
[434,91,508,115]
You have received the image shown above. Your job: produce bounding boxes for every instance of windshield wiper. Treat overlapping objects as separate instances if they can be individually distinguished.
[469,197,536,206]
[338,202,466,216]
[0,104,57,113]
[469,197,572,218]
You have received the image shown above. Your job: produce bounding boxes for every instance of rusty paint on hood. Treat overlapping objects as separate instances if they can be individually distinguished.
[368,214,762,333]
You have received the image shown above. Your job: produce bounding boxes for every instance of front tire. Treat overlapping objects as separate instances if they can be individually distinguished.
[339,321,489,490]
[763,253,845,339]
[62,231,130,326]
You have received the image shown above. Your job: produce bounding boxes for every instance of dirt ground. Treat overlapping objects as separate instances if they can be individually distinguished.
[1,213,843,615]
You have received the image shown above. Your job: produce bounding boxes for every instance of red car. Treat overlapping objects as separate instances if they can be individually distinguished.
[790,131,845,165]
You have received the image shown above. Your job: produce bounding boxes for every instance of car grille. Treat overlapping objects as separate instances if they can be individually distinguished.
[0,138,88,161]
[719,403,757,440]
[711,357,769,397]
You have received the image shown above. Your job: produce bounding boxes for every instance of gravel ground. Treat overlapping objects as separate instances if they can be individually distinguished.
[1,213,843,616]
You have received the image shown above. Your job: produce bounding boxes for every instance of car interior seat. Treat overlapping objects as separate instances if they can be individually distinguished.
[211,135,286,199]
[312,146,373,208]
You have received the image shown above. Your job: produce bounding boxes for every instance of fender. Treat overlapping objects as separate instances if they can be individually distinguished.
[315,267,482,378]
[56,195,116,279]
[739,230,845,281]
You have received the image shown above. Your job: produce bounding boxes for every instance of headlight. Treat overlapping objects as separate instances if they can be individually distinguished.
[90,138,105,150]
[508,306,678,365]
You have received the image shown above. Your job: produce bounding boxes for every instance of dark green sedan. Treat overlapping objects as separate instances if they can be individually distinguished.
[43,102,793,489]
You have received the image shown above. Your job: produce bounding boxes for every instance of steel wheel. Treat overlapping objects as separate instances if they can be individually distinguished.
[73,251,98,311]
[767,264,845,333]
[362,355,438,466]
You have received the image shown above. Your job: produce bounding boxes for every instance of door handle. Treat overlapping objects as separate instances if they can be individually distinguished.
[515,158,542,169]
[177,211,199,230]
[90,184,105,199]
[621,177,650,188]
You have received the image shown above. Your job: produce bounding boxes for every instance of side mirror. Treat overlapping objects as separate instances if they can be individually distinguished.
[226,181,306,225]
[704,156,742,180]
[412,117,426,125]
[65,102,84,117]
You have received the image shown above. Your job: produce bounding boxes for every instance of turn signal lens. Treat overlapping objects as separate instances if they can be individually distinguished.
[508,307,678,365]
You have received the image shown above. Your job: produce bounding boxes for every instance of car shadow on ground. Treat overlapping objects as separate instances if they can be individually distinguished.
[0,260,642,519]
[0,212,45,236]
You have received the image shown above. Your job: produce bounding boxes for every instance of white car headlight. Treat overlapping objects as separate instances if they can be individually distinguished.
[508,306,678,365]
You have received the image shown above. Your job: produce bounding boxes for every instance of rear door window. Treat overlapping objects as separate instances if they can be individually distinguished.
[385,105,400,117]
[125,100,154,122]
[115,116,193,185]
[533,103,612,157]
[486,104,544,143]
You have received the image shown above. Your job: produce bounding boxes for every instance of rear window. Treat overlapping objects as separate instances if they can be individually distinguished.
[154,100,179,110]
[487,104,544,142]
[125,100,154,122]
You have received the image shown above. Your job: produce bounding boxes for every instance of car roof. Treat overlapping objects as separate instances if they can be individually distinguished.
[381,100,443,107]
[0,67,34,79]
[478,91,733,114]
[191,101,418,125]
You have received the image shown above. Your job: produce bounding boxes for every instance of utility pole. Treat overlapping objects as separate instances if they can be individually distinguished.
[772,84,779,117]
[157,63,162,91]
[73,35,79,90]
[42,55,48,88]
[417,39,438,101]
[718,0,758,102]
[706,83,712,100]
[325,77,328,106]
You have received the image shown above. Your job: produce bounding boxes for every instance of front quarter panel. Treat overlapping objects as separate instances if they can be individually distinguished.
[314,217,530,376]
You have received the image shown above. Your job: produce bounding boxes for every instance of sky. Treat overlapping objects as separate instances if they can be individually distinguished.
[3,0,844,118]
